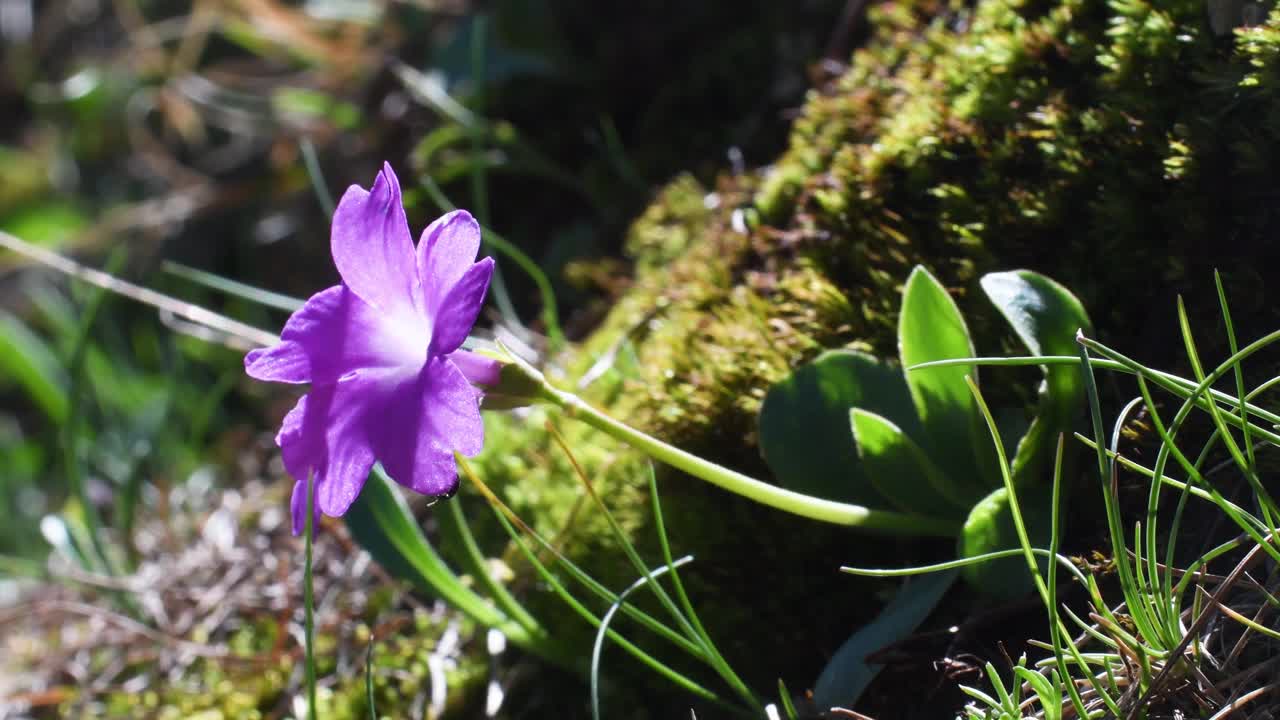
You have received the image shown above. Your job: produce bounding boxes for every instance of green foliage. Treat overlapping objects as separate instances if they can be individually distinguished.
[344,467,538,646]
[0,261,244,562]
[0,310,68,423]
[959,656,1065,720]
[811,568,959,710]
[759,350,918,504]
[958,483,1055,597]
[898,266,987,486]
[875,278,1280,720]
[756,263,1089,711]
[982,271,1090,487]
[759,265,1091,573]
[0,200,89,247]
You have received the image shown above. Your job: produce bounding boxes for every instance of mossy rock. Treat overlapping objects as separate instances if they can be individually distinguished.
[459,0,1280,710]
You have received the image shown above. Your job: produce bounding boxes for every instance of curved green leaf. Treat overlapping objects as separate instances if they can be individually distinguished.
[981,270,1092,485]
[0,311,68,422]
[898,266,988,495]
[344,467,517,634]
[851,409,968,517]
[812,569,957,710]
[958,485,1054,597]
[759,350,920,505]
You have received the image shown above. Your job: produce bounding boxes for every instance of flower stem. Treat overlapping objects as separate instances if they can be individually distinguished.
[304,475,318,720]
[540,385,958,536]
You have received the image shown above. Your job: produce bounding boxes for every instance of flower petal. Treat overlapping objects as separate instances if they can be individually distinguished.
[331,163,421,316]
[277,382,377,521]
[416,209,482,313]
[288,478,322,536]
[447,349,502,387]
[427,257,494,356]
[245,285,417,384]
[370,357,484,497]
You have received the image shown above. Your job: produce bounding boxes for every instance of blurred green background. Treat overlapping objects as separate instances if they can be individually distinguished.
[0,0,846,564]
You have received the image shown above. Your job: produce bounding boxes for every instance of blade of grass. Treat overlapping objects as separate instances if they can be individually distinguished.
[842,545,1115,714]
[965,376,1049,604]
[343,468,536,645]
[299,137,336,217]
[62,248,127,579]
[419,175,564,350]
[1100,337,1280,566]
[969,372,1122,712]
[776,679,799,720]
[366,638,377,720]
[591,557,694,720]
[544,423,703,641]
[1140,378,1184,639]
[459,458,735,709]
[1175,297,1278,525]
[434,492,541,636]
[1075,340,1145,716]
[648,464,757,707]
[456,456,709,662]
[842,548,1089,586]
[909,353,1280,433]
[1080,336,1205,653]
[461,14,522,337]
[1108,395,1173,649]
[1198,586,1280,641]
[1136,373,1214,640]
[1046,434,1090,720]
[1214,272,1257,475]
[0,229,279,349]
[0,311,68,422]
[161,260,305,312]
[549,430,761,708]
[1073,435,1267,538]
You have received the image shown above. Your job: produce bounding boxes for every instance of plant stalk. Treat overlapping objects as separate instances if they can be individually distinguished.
[539,384,958,535]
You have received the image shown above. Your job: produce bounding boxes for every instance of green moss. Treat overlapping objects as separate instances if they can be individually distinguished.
[68,610,487,720]
[461,174,904,694]
[765,0,1280,335]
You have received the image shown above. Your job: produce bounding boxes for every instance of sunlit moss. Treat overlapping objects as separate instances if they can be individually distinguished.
[49,605,488,719]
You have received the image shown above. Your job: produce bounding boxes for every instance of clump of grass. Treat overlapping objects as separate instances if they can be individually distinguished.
[911,277,1280,720]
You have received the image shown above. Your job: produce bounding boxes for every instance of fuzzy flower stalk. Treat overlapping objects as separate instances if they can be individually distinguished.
[245,163,499,534]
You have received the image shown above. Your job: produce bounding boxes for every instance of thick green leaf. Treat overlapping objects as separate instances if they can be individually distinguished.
[812,569,958,710]
[851,409,968,517]
[344,467,510,630]
[759,350,920,505]
[898,266,988,495]
[958,485,1054,597]
[0,200,88,246]
[981,271,1092,485]
[1015,666,1063,720]
[0,311,68,422]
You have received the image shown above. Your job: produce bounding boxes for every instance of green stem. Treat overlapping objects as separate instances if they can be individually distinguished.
[304,475,318,720]
[539,384,957,535]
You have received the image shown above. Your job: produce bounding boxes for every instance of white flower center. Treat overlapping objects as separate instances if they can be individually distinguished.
[376,308,431,371]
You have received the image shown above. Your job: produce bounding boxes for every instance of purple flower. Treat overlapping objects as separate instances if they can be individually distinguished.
[245,163,500,534]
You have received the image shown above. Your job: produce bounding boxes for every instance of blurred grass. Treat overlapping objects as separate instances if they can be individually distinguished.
[0,0,840,570]
[0,2,848,712]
